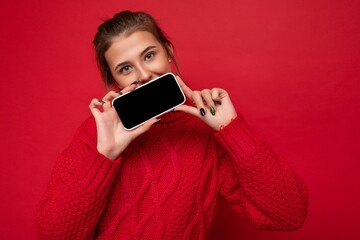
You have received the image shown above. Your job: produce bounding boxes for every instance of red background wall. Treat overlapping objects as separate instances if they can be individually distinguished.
[1,0,359,239]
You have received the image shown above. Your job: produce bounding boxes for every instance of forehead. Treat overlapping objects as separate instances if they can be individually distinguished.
[105,31,161,63]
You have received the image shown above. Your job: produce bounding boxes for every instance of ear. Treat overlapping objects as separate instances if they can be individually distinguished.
[166,43,174,59]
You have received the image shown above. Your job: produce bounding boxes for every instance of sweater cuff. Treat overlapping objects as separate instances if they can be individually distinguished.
[76,147,121,198]
[214,115,263,159]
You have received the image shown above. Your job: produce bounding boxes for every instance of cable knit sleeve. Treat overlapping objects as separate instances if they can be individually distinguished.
[215,115,308,231]
[36,117,121,239]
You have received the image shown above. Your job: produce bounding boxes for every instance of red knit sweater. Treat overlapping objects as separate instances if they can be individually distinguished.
[36,111,308,239]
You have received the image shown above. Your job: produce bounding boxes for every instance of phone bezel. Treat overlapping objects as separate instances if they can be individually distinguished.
[112,73,186,131]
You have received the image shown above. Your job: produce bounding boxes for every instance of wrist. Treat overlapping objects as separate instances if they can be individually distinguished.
[97,146,121,160]
[214,111,238,131]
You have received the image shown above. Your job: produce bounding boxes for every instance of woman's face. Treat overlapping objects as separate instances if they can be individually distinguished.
[105,31,172,89]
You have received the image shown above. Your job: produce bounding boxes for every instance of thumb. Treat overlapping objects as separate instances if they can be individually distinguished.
[174,105,200,118]
[131,118,160,136]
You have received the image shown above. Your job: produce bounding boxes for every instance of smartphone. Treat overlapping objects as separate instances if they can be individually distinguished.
[112,73,186,130]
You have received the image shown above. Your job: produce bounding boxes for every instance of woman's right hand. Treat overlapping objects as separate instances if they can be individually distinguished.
[89,84,159,160]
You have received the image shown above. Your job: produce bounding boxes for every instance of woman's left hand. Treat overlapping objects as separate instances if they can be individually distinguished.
[174,75,237,131]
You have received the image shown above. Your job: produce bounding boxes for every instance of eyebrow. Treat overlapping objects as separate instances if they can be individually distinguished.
[114,45,157,72]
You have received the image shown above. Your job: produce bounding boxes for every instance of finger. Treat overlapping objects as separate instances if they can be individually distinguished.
[211,88,227,101]
[201,89,214,106]
[103,84,139,110]
[174,104,199,117]
[98,91,120,110]
[89,98,103,117]
[122,81,140,93]
[192,91,207,116]
[102,90,122,102]
[131,118,160,136]
[101,99,112,111]
[201,89,216,115]
[175,75,193,99]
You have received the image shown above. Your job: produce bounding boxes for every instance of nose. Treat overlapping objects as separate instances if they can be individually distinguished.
[137,66,152,83]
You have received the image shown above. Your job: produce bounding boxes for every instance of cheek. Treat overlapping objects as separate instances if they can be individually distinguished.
[113,75,137,89]
[112,59,171,88]
[154,59,172,73]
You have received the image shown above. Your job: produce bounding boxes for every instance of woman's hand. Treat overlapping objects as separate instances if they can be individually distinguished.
[174,75,237,131]
[89,84,159,160]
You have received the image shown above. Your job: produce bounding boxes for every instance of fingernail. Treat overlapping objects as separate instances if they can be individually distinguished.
[131,81,140,85]
[210,106,216,116]
[99,100,106,104]
[172,109,179,112]
[153,118,161,125]
[200,108,206,116]
[215,100,222,105]
[116,91,123,95]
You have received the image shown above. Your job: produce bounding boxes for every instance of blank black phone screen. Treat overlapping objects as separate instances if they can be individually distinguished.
[112,73,185,130]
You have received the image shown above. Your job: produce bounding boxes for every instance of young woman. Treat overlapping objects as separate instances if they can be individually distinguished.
[36,10,308,239]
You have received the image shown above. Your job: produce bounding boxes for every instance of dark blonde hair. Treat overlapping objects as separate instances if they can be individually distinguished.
[93,10,179,87]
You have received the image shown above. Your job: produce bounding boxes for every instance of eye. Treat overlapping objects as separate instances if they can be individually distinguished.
[144,51,155,61]
[120,65,132,74]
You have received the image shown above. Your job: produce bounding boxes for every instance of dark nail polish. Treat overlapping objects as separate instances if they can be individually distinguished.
[153,118,161,125]
[210,107,216,116]
[99,100,106,104]
[116,91,123,95]
[215,100,222,105]
[131,80,140,85]
[200,108,206,116]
